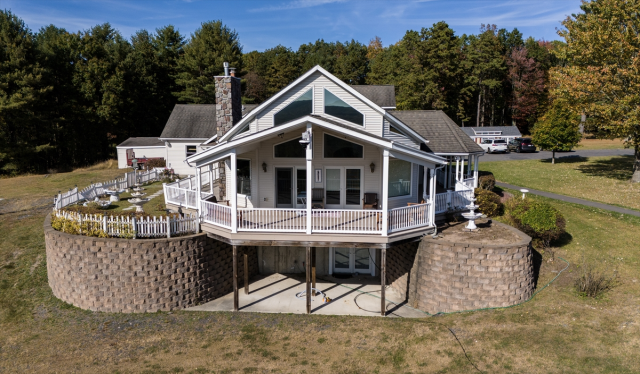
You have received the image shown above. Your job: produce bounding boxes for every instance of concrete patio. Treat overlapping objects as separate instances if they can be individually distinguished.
[188,273,426,318]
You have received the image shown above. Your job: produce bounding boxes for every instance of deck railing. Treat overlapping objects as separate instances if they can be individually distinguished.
[164,185,198,209]
[311,209,383,234]
[200,200,232,229]
[238,208,307,232]
[388,202,432,233]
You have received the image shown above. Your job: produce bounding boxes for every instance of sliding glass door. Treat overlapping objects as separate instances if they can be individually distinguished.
[324,167,363,209]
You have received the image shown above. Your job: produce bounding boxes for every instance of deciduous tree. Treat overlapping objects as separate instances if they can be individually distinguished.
[532,101,582,164]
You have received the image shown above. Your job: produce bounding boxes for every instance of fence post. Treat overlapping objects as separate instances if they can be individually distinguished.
[132,217,137,239]
[103,215,107,233]
[166,215,171,238]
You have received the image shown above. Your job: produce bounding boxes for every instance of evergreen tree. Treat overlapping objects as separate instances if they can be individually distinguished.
[174,20,242,104]
[297,39,336,73]
[152,25,184,121]
[263,45,299,97]
[333,40,368,85]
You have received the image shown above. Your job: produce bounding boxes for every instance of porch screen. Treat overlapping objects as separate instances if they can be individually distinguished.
[237,159,251,195]
[274,89,312,126]
[388,159,411,197]
[324,89,364,126]
[323,134,363,158]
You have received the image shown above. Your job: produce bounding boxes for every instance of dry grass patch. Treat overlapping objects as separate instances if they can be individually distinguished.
[481,156,640,210]
[577,138,626,150]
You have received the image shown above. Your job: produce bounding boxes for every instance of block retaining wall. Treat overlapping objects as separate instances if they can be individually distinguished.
[44,215,258,313]
[387,222,534,314]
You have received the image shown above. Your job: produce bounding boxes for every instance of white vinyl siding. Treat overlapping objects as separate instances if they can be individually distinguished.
[116,146,165,169]
[165,140,204,176]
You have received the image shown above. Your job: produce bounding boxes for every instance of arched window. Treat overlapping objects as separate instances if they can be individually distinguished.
[324,89,364,126]
[274,89,313,126]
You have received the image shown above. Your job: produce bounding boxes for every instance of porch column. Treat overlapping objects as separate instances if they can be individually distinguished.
[233,245,238,311]
[306,124,313,234]
[306,246,311,314]
[209,164,214,195]
[455,157,461,183]
[423,166,429,202]
[429,167,436,225]
[196,166,202,230]
[381,149,390,236]
[381,247,386,316]
[230,149,238,233]
[474,155,479,188]
[444,158,449,189]
[467,156,472,178]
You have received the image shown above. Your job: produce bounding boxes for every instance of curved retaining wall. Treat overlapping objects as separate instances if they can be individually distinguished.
[389,222,534,313]
[44,215,257,313]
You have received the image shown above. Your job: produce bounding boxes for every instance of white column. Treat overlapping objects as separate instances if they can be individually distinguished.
[381,149,390,236]
[422,165,428,203]
[429,167,436,225]
[306,124,313,235]
[474,155,479,188]
[209,164,214,195]
[196,166,202,231]
[467,156,472,178]
[444,159,449,189]
[230,149,238,233]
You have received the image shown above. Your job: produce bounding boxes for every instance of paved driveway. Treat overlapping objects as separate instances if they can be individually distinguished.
[480,148,633,162]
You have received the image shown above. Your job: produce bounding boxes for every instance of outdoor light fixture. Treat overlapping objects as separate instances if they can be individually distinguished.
[370,162,375,173]
[262,162,267,172]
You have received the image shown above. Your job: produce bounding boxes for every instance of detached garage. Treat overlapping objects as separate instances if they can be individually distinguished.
[116,137,166,169]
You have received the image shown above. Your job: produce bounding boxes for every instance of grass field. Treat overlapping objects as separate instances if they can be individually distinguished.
[577,138,626,150]
[1,163,639,373]
[480,156,640,211]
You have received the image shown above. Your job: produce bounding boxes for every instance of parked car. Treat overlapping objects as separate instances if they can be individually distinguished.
[480,139,509,153]
[508,138,536,153]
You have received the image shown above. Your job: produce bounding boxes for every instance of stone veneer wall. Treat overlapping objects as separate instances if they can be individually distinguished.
[387,222,534,313]
[44,215,258,313]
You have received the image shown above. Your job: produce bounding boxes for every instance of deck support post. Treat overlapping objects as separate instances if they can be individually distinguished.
[381,150,390,236]
[381,247,386,316]
[306,123,313,234]
[230,149,238,233]
[233,245,238,311]
[306,246,311,314]
[311,248,316,296]
[244,252,249,295]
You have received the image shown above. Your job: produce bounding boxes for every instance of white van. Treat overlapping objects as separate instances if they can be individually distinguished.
[480,139,508,153]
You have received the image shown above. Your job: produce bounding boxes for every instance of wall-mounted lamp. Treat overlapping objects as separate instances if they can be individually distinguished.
[262,162,267,172]
[370,162,375,173]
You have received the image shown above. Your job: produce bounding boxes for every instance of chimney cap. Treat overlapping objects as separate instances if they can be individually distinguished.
[223,62,229,68]
[229,67,236,77]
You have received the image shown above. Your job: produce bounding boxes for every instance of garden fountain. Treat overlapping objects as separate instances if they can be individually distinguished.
[461,197,482,231]
[129,191,146,213]
[104,188,124,202]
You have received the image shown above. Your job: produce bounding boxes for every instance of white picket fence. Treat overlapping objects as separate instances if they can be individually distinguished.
[54,169,165,209]
[52,209,197,238]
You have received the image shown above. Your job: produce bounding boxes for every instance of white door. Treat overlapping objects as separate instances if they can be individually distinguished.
[324,167,363,209]
[331,248,374,275]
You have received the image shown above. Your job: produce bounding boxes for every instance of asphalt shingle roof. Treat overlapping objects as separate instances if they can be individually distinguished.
[389,110,484,154]
[160,104,216,139]
[460,126,522,137]
[116,137,164,148]
[351,85,396,108]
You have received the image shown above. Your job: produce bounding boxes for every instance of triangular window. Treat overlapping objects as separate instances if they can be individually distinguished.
[324,89,364,126]
[274,89,313,126]
[274,138,306,158]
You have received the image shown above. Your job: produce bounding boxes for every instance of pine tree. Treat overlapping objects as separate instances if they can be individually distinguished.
[174,20,242,104]
[333,40,368,85]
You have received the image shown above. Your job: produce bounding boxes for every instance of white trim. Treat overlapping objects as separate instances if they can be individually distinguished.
[322,133,365,160]
[322,87,367,129]
[116,145,164,149]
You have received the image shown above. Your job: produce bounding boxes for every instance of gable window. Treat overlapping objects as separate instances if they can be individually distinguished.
[389,126,403,135]
[237,159,251,195]
[274,89,313,126]
[324,134,363,158]
[324,89,364,126]
[186,145,197,157]
[388,159,411,198]
[274,138,306,158]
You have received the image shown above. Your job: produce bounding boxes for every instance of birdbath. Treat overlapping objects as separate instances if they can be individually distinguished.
[520,189,529,199]
[104,189,123,202]
[129,198,146,213]
[132,184,145,193]
[461,197,483,231]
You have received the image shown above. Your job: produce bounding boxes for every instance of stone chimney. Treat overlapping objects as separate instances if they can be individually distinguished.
[214,63,242,139]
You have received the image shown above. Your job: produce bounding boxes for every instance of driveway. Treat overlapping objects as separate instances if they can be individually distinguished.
[480,148,633,162]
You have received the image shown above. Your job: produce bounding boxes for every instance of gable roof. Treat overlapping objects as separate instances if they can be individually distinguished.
[388,110,484,154]
[351,85,396,108]
[160,104,216,139]
[460,126,522,137]
[116,137,164,148]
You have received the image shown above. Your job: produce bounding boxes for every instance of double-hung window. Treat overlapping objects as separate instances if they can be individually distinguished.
[186,145,197,157]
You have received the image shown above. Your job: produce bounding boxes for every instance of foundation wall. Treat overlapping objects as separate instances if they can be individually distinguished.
[44,215,258,313]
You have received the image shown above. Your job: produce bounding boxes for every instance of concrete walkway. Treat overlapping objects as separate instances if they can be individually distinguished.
[496,181,640,218]
[188,273,426,318]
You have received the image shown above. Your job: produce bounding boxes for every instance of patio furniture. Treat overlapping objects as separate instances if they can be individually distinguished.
[362,193,379,210]
[311,188,324,209]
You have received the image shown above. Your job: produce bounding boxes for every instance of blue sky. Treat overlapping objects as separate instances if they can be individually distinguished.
[3,0,582,51]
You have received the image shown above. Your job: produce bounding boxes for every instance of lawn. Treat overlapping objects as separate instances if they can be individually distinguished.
[1,164,639,373]
[480,155,640,211]
[577,138,626,150]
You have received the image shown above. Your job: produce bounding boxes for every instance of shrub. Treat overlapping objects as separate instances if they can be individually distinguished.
[575,262,616,298]
[505,198,566,248]
[474,188,503,217]
[145,158,166,168]
[478,172,496,191]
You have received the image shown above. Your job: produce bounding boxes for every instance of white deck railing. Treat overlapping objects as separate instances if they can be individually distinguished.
[388,202,432,233]
[238,208,307,232]
[164,185,198,209]
[200,200,232,229]
[311,209,383,234]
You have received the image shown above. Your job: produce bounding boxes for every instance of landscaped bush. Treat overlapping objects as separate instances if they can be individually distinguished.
[51,215,110,238]
[145,158,166,168]
[505,198,566,248]
[575,262,617,298]
[474,188,504,217]
[478,172,496,191]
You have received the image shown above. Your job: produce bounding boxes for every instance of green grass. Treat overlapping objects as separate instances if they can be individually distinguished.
[481,155,640,211]
[1,161,640,373]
